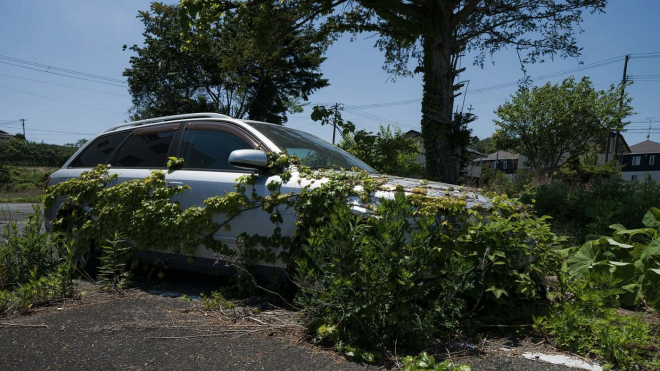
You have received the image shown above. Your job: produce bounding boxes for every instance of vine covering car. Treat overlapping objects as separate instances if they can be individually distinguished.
[44,113,493,274]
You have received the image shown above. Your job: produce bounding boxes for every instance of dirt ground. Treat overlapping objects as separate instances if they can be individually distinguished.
[0,282,590,371]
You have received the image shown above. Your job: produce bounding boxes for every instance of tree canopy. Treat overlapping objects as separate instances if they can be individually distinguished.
[181,0,609,183]
[492,76,632,173]
[124,2,329,124]
[340,125,423,177]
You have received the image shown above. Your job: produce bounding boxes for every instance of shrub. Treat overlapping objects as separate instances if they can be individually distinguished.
[295,185,559,354]
[46,157,560,358]
[0,206,77,314]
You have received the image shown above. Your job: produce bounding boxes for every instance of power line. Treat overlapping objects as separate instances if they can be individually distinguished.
[0,73,129,97]
[0,60,127,87]
[0,84,126,116]
[0,125,96,136]
[338,54,635,111]
[0,55,126,84]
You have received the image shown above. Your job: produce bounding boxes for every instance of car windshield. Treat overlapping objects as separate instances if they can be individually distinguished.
[245,121,378,173]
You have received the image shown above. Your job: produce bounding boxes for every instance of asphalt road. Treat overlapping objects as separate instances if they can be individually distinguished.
[0,286,584,371]
[0,203,591,370]
[0,203,42,240]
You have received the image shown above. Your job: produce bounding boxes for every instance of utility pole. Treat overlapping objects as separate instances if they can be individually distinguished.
[612,54,630,163]
[20,118,26,138]
[332,103,338,145]
[647,117,653,141]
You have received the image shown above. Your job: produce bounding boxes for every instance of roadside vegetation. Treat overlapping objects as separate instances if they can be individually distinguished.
[0,136,83,202]
[0,165,56,203]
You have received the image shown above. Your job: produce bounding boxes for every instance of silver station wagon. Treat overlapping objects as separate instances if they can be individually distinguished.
[45,113,486,274]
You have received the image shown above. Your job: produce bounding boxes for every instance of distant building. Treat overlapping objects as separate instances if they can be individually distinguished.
[0,130,14,141]
[472,150,528,179]
[620,140,660,182]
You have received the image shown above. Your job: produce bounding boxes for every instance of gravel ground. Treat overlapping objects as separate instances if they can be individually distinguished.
[0,284,586,371]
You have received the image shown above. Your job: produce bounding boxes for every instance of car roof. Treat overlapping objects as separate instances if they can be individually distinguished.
[100,113,281,153]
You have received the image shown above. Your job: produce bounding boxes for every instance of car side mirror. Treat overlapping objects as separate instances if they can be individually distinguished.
[228,149,268,172]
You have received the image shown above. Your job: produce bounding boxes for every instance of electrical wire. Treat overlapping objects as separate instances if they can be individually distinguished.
[0,84,126,116]
[0,73,129,97]
[0,55,126,84]
[0,125,96,136]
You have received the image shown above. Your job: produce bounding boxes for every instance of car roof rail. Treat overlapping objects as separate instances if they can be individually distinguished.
[105,113,234,132]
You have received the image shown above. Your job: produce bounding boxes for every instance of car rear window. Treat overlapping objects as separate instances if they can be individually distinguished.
[112,124,179,168]
[70,131,130,168]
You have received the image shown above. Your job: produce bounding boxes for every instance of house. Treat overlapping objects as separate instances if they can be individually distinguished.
[471,131,630,180]
[0,130,14,141]
[620,140,660,182]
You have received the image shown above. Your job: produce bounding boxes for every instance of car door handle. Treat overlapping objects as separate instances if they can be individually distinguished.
[166,182,185,188]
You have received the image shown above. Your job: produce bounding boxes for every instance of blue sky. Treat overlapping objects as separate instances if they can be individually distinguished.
[0,1,659,149]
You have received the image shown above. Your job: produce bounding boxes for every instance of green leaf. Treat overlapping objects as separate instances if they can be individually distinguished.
[609,261,635,282]
[642,207,660,228]
[642,268,660,309]
[417,352,434,368]
[640,238,660,263]
[486,286,509,299]
[566,241,598,277]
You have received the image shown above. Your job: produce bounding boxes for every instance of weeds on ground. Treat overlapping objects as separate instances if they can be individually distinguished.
[0,206,78,314]
[98,232,133,291]
[402,352,471,371]
[534,274,659,370]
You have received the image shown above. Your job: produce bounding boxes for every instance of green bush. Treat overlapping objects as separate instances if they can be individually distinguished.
[46,158,560,359]
[0,206,77,314]
[523,177,660,241]
[296,188,559,354]
[535,275,658,370]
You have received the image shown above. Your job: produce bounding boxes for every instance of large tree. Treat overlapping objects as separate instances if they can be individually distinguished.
[124,2,329,124]
[182,0,608,183]
[492,76,632,173]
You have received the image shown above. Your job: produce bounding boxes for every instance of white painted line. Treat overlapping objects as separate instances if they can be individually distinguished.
[522,352,603,371]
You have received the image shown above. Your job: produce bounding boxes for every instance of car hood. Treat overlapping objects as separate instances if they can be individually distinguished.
[374,175,491,209]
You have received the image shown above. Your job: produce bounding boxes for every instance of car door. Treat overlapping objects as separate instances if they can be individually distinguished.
[165,121,279,260]
[107,122,181,187]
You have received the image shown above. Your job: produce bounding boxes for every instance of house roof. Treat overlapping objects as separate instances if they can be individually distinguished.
[404,129,421,139]
[629,140,660,154]
[477,150,519,161]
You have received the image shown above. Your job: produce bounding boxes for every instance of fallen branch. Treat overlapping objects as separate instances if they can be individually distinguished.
[0,322,49,328]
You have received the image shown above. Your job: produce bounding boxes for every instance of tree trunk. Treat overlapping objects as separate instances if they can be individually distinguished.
[420,28,462,184]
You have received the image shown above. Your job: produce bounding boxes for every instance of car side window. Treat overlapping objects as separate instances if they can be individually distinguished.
[70,131,130,168]
[112,124,179,168]
[179,124,255,171]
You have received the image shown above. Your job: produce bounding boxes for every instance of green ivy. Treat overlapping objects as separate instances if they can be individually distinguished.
[44,153,560,356]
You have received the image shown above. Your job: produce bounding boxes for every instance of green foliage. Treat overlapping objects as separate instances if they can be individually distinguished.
[181,0,607,181]
[339,125,423,177]
[0,138,76,167]
[0,206,77,314]
[310,104,356,138]
[200,290,234,310]
[124,2,328,124]
[47,154,558,357]
[98,233,132,291]
[296,183,559,352]
[402,352,470,371]
[524,177,660,241]
[494,76,633,173]
[534,275,658,370]
[559,207,660,309]
[470,136,495,156]
[0,166,56,202]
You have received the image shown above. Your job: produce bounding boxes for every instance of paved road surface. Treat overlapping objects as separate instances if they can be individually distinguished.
[0,203,41,239]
